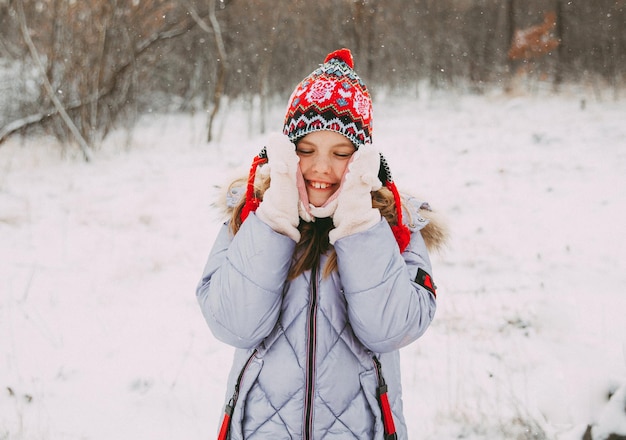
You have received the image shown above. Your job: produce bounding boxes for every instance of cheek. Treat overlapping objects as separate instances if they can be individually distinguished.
[334,160,350,178]
[298,157,310,174]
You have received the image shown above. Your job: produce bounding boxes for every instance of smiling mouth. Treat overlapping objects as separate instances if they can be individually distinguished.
[309,181,334,190]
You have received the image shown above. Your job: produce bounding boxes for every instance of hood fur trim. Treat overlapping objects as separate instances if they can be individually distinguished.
[417,207,449,253]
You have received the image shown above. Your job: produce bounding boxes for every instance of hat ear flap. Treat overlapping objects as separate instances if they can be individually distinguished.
[240,149,268,223]
[379,153,411,253]
[386,180,411,253]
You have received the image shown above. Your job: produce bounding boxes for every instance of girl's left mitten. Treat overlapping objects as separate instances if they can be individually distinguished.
[329,145,382,244]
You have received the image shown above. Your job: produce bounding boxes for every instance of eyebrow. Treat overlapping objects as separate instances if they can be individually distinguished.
[298,140,354,149]
[334,143,355,149]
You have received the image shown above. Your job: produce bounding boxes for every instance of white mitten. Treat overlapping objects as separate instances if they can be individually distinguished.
[255,133,301,242]
[328,145,382,244]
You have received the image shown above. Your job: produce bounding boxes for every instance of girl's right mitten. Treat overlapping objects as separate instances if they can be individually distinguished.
[255,133,301,242]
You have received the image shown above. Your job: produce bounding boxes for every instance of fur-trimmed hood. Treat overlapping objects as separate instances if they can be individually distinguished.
[406,200,449,253]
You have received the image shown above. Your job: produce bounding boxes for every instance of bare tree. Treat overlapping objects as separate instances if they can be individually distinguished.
[1,0,207,149]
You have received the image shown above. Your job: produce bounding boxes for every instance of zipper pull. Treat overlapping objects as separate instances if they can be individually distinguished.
[217,350,257,440]
[217,399,234,440]
[373,356,398,440]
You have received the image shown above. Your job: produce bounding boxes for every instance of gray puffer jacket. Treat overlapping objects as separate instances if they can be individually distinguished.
[196,197,444,440]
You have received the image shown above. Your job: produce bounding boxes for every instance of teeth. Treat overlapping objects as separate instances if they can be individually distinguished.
[312,181,330,189]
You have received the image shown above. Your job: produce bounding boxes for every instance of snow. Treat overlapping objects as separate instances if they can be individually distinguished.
[1,89,625,439]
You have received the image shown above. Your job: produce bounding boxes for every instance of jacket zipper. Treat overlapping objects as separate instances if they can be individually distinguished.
[217,349,258,440]
[303,264,319,440]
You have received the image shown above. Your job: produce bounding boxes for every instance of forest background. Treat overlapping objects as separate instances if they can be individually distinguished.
[0,0,624,158]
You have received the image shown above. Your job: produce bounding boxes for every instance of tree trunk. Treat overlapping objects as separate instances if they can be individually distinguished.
[15,0,93,161]
[553,0,564,90]
[505,0,516,92]
[206,0,227,143]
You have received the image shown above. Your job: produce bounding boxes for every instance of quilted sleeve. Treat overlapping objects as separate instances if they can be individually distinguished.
[333,216,437,353]
[196,213,296,349]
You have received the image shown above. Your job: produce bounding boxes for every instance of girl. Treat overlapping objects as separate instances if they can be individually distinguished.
[197,48,446,440]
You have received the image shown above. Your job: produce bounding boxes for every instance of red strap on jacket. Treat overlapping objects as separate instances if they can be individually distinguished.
[374,356,398,440]
[378,383,398,439]
[217,403,233,440]
[216,350,257,440]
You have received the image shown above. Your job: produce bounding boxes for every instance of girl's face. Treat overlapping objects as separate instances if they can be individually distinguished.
[296,130,356,207]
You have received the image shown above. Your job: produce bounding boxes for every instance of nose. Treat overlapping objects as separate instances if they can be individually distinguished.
[312,154,331,174]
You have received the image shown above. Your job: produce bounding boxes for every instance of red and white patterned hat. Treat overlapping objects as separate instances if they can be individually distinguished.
[283,48,373,148]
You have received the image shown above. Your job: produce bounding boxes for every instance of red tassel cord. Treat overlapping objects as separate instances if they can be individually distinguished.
[385,180,411,253]
[240,154,268,223]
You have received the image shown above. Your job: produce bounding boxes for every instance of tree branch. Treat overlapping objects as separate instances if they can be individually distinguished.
[15,0,93,161]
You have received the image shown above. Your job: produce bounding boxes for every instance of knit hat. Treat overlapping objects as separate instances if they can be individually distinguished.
[241,48,411,253]
[283,48,373,148]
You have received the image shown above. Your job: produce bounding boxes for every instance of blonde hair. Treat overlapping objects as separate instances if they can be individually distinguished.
[228,177,402,280]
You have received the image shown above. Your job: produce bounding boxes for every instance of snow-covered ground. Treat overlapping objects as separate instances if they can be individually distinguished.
[1,88,625,439]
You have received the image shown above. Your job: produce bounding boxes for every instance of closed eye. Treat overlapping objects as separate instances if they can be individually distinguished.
[296,148,314,155]
[334,150,354,158]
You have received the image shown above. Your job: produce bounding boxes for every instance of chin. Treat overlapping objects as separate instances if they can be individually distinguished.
[308,195,328,207]
[307,188,338,208]
[309,200,326,208]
